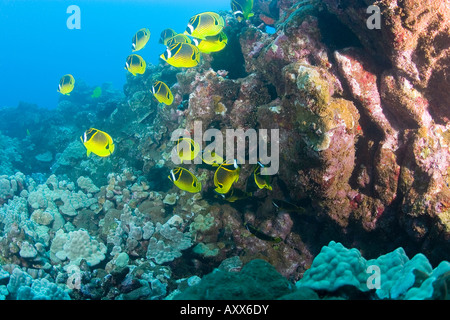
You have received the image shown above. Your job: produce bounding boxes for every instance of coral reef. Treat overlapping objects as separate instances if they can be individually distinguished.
[0,0,448,300]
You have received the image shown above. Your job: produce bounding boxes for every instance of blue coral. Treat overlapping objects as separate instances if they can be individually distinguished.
[296,241,450,299]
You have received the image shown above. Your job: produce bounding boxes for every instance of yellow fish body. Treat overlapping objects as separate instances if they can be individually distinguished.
[165,34,193,47]
[125,54,146,76]
[160,42,200,68]
[168,167,202,193]
[219,187,252,203]
[231,0,254,22]
[152,81,174,105]
[214,159,240,194]
[184,12,225,39]
[57,74,75,96]
[193,31,228,54]
[176,137,200,163]
[80,128,115,157]
[159,28,177,45]
[253,161,272,190]
[132,28,150,52]
[202,149,224,167]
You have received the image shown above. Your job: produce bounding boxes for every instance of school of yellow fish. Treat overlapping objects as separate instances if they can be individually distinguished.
[57,1,264,202]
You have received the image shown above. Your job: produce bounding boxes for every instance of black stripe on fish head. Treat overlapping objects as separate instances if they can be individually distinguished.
[85,128,98,141]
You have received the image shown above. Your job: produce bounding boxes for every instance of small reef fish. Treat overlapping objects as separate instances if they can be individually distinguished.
[125,54,146,76]
[165,34,193,47]
[160,42,200,68]
[80,128,115,157]
[272,199,306,215]
[192,31,228,54]
[214,159,241,194]
[168,167,202,193]
[244,222,282,243]
[91,86,102,99]
[152,81,174,105]
[231,0,254,22]
[57,74,75,96]
[184,12,225,40]
[176,137,201,163]
[132,28,151,52]
[219,187,252,203]
[253,161,272,190]
[202,149,224,167]
[159,28,178,45]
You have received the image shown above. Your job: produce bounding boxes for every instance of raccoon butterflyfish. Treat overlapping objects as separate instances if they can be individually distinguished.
[160,42,200,68]
[219,187,252,203]
[159,28,177,45]
[80,128,115,157]
[57,74,75,96]
[214,159,241,194]
[132,28,150,52]
[152,81,174,105]
[244,222,282,243]
[184,12,225,40]
[176,137,201,163]
[231,0,254,22]
[124,54,146,76]
[192,31,228,54]
[272,199,306,215]
[202,149,224,167]
[253,161,272,190]
[168,167,202,193]
[165,34,193,47]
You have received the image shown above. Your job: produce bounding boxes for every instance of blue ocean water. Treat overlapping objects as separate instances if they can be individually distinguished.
[0,0,230,109]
